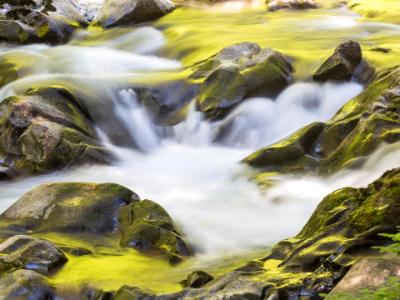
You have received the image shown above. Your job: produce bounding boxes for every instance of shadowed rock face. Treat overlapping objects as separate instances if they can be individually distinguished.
[92,0,176,28]
[112,168,400,299]
[244,65,400,175]
[0,86,112,178]
[0,182,192,263]
[192,42,293,120]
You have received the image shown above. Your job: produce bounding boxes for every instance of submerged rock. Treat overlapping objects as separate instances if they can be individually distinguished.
[193,42,293,120]
[1,182,192,262]
[267,0,318,11]
[92,0,176,28]
[0,86,111,178]
[313,40,374,84]
[244,65,400,174]
[0,269,55,300]
[0,235,67,275]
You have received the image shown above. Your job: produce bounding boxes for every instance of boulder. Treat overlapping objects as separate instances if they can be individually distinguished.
[92,0,176,28]
[1,183,192,262]
[328,257,400,297]
[181,270,214,288]
[267,0,318,11]
[0,269,55,300]
[0,235,67,275]
[243,65,400,174]
[313,41,374,84]
[193,42,293,120]
[0,86,111,177]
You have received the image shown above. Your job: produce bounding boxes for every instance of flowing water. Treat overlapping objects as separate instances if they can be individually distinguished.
[0,0,400,294]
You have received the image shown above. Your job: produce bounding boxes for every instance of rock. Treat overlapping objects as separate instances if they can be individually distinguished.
[134,81,197,126]
[1,183,192,262]
[112,286,153,300]
[313,40,374,84]
[120,199,192,263]
[328,257,400,297]
[0,235,67,275]
[193,42,293,120]
[0,86,111,178]
[244,65,400,175]
[92,0,176,28]
[267,0,318,11]
[181,270,214,288]
[2,182,137,233]
[0,269,55,300]
[0,0,86,44]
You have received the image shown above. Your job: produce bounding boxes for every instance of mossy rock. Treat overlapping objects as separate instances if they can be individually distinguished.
[244,65,400,176]
[0,0,87,44]
[193,42,293,120]
[0,86,112,177]
[266,0,318,11]
[120,199,193,263]
[0,183,192,262]
[92,0,176,28]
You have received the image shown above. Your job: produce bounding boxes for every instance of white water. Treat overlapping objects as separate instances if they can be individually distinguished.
[0,18,398,259]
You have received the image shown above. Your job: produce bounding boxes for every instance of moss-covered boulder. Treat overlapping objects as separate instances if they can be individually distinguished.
[0,86,111,178]
[192,42,293,120]
[0,0,86,44]
[0,235,67,275]
[313,40,375,84]
[267,0,318,11]
[0,183,192,262]
[139,168,400,299]
[244,65,400,175]
[92,0,176,28]
[120,199,193,263]
[0,269,55,300]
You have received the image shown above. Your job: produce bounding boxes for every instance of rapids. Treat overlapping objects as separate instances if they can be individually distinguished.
[0,0,399,293]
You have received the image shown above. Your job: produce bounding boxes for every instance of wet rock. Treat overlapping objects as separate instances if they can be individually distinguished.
[193,42,293,120]
[244,65,400,174]
[267,0,318,11]
[120,199,192,263]
[1,183,192,262]
[0,0,86,44]
[0,235,67,275]
[81,286,113,300]
[329,257,400,297]
[92,0,176,28]
[134,80,197,126]
[0,269,55,299]
[181,270,214,288]
[0,86,111,177]
[313,40,374,84]
[2,182,138,234]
